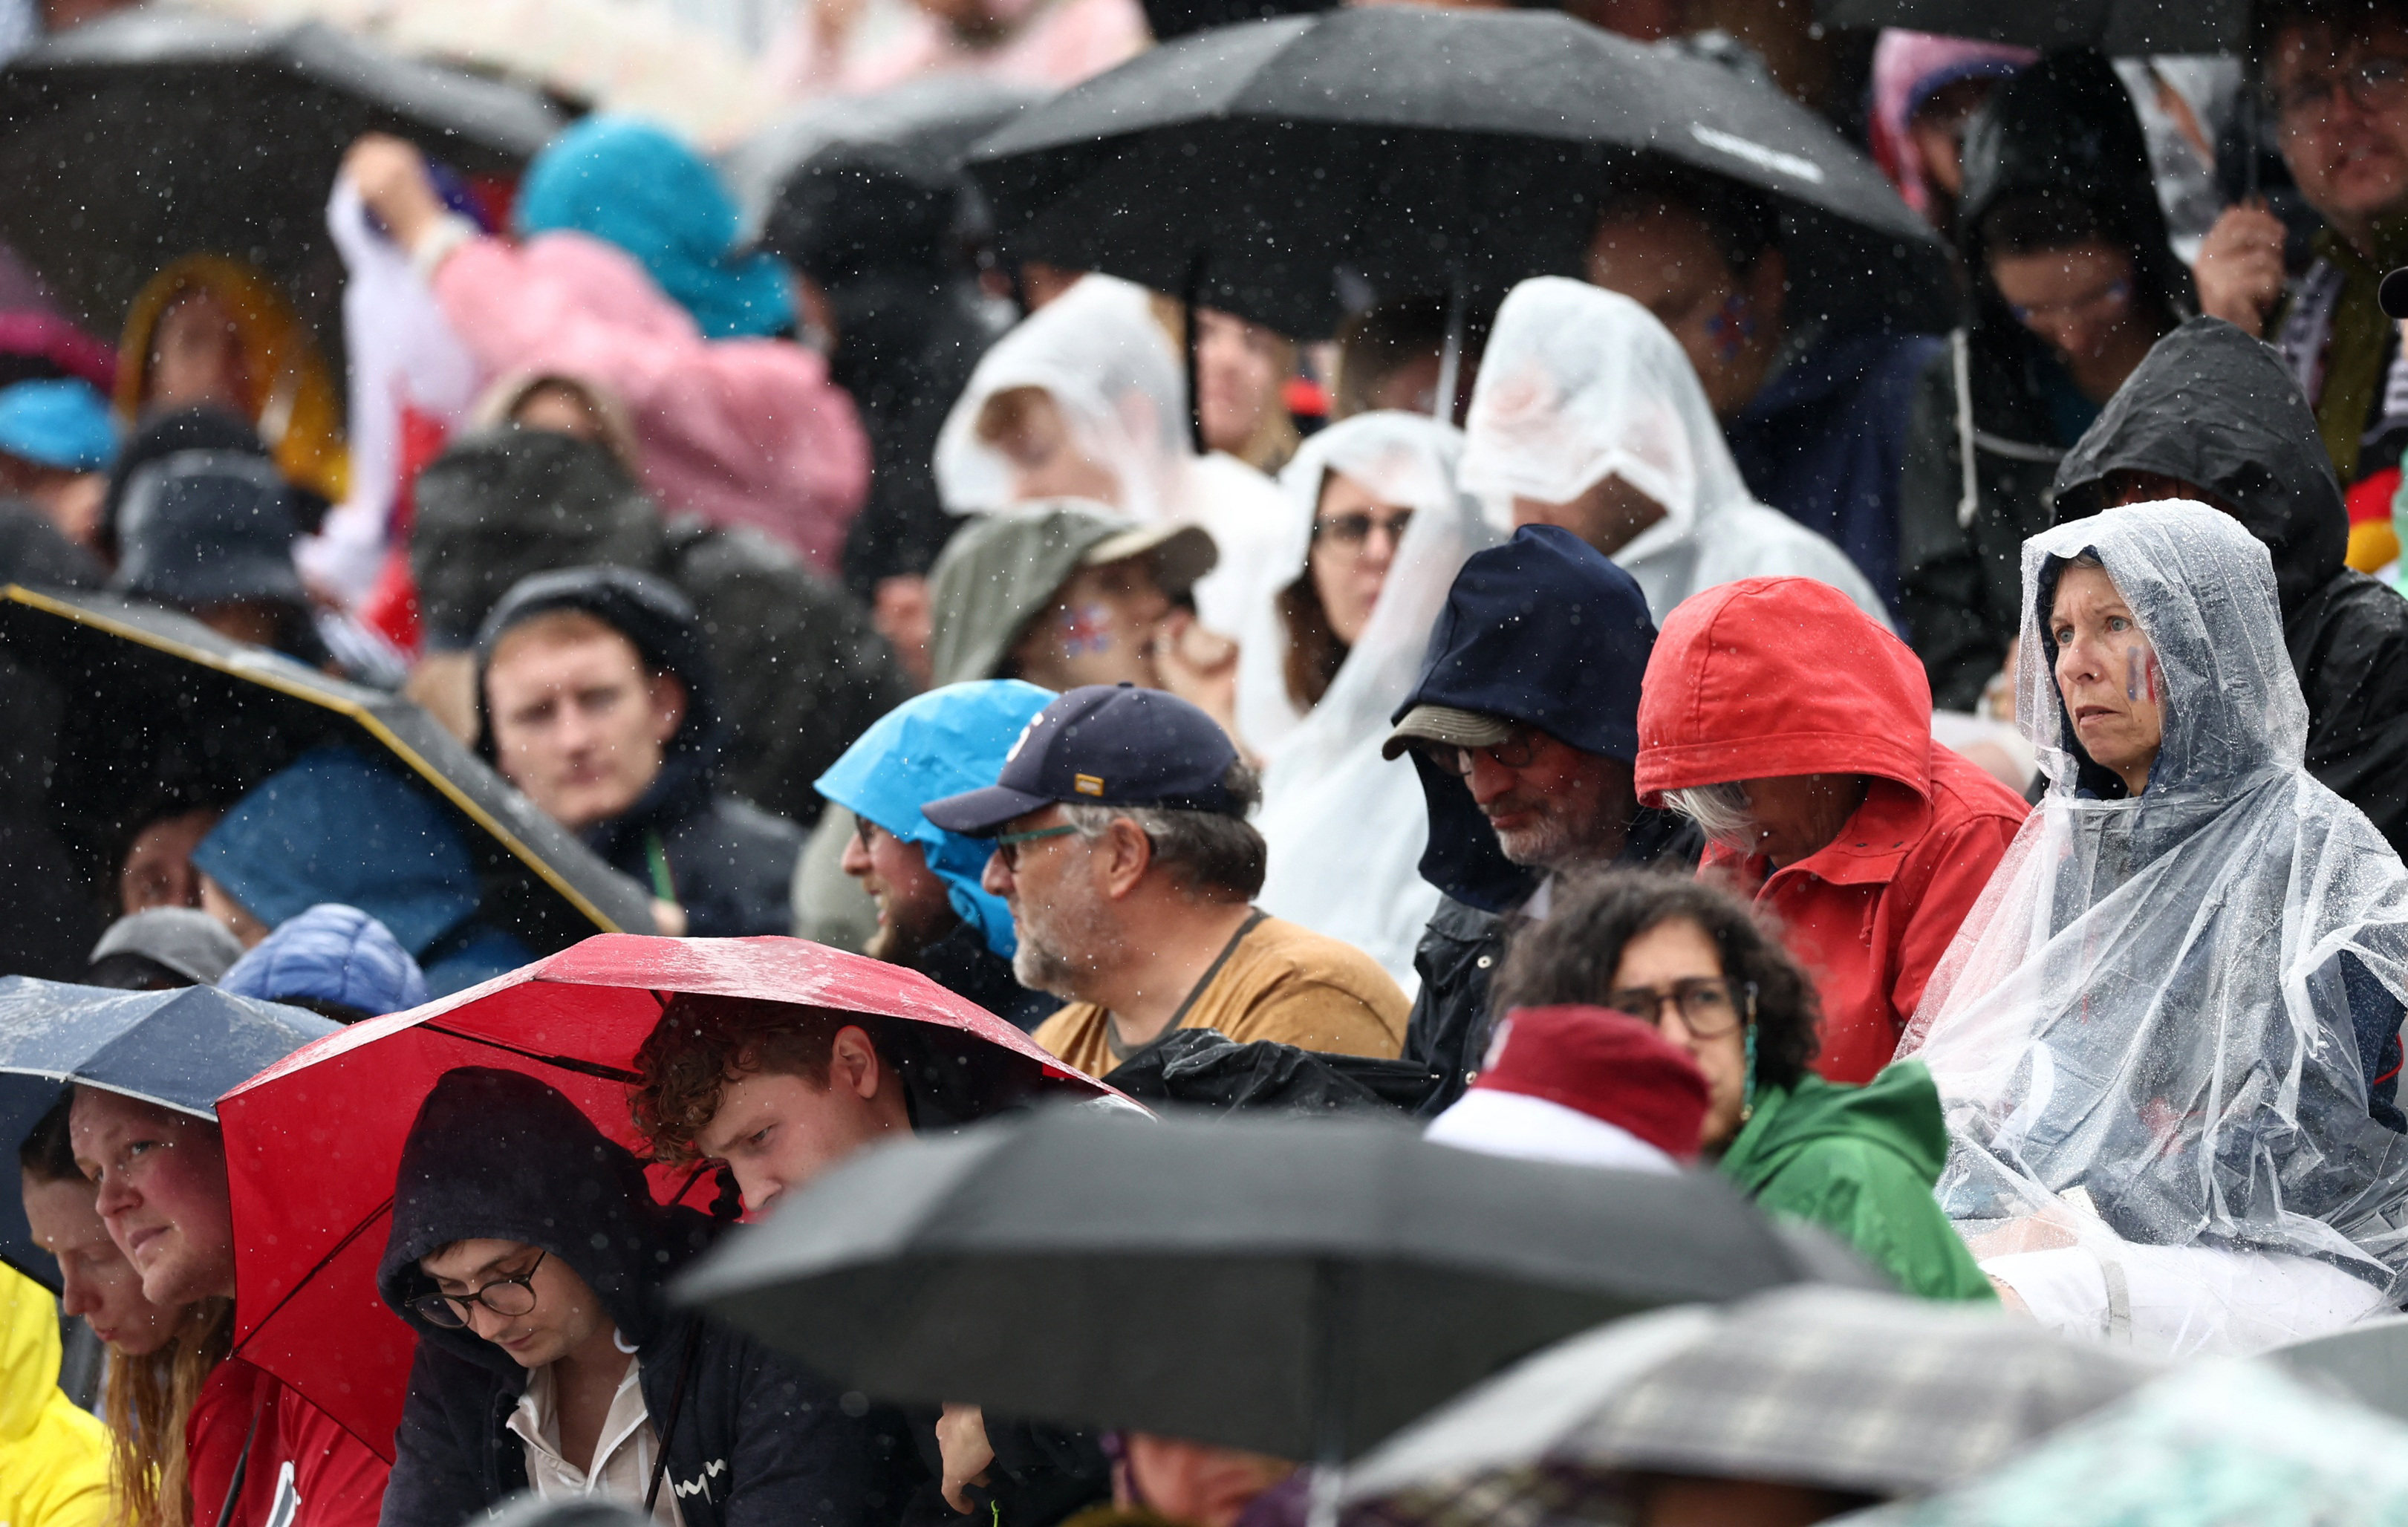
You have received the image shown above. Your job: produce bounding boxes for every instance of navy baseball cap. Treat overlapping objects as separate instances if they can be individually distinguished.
[922,684,1243,836]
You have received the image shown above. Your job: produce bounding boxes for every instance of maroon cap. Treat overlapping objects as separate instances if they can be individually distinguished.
[1474,1006,1711,1160]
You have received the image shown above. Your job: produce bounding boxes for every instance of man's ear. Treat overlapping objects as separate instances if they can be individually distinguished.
[831,1026,882,1100]
[1099,817,1154,899]
[648,671,689,743]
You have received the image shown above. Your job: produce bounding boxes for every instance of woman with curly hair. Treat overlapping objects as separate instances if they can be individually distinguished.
[1490,868,1991,1301]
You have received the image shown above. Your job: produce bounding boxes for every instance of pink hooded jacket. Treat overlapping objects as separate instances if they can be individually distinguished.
[432,229,868,570]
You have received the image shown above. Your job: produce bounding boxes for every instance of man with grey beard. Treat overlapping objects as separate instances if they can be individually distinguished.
[1381,527,1702,1118]
[924,684,1408,1081]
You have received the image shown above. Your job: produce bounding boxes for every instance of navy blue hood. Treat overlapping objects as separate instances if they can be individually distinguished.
[1390,525,1659,912]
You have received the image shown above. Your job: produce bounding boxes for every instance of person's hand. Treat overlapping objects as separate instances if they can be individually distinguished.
[1986,1274,2031,1315]
[341,134,447,253]
[2193,200,2288,337]
[937,1402,995,1515]
[871,575,933,688]
[1148,609,1242,745]
[652,899,689,937]
[1965,1214,2080,1260]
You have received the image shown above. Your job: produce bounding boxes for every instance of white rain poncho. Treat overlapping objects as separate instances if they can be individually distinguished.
[1457,277,1884,627]
[1237,413,1500,986]
[933,273,1285,635]
[1901,501,2408,1355]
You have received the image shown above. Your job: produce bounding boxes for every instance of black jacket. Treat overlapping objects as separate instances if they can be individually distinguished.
[913,920,1059,1035]
[1898,51,2196,709]
[376,1068,917,1527]
[1384,528,1702,1116]
[475,566,803,937]
[417,430,914,830]
[2053,316,2408,856]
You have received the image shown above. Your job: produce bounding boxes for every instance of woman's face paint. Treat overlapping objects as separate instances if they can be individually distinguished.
[1059,602,1116,657]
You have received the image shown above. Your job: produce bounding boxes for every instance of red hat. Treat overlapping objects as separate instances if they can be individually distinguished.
[1473,1006,1711,1160]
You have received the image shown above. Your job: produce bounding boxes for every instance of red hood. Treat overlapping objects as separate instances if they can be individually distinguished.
[1636,577,1933,806]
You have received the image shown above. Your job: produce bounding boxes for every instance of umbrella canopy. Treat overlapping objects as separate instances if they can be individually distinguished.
[1834,1359,2408,1526]
[217,932,1123,1458]
[677,1106,1881,1465]
[0,977,336,1293]
[1811,1,2246,54]
[0,5,562,368]
[1342,1286,2155,1523]
[720,75,1052,239]
[968,7,1954,340]
[0,585,650,954]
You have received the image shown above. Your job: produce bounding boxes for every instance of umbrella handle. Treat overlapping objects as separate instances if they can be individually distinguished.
[1183,249,1210,455]
[1435,276,1467,427]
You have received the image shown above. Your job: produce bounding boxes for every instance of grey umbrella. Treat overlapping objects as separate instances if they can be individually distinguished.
[1809,0,2246,54]
[677,1106,1880,1467]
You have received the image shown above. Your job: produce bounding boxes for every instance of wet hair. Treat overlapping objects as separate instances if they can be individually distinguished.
[1058,760,1267,902]
[1979,190,2115,258]
[1490,868,1820,1093]
[82,953,192,992]
[2250,0,2408,76]
[631,994,898,1163]
[1592,175,1780,276]
[18,1093,79,1184]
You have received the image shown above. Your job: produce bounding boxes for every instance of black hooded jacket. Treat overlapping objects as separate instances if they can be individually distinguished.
[475,567,803,937]
[2054,316,2408,856]
[1388,528,1701,1117]
[1898,51,2197,710]
[376,1069,917,1527]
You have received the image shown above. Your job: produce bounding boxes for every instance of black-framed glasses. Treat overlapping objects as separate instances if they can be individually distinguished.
[853,817,882,854]
[2273,53,2408,124]
[1607,978,1757,1039]
[994,822,1079,870]
[1426,725,1541,778]
[410,1249,546,1329]
[1315,507,1413,551]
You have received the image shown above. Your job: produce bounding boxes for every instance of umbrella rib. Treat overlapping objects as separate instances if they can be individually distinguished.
[234,1192,395,1356]
[417,1023,644,1084]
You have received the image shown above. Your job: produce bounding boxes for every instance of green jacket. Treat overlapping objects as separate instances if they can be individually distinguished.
[1716,1061,1992,1302]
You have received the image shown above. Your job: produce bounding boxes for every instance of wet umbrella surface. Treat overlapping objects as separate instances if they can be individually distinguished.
[969,7,1956,339]
[0,585,651,954]
[678,1105,1883,1466]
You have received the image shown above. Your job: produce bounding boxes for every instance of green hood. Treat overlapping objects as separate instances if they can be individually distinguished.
[1719,1061,1948,1194]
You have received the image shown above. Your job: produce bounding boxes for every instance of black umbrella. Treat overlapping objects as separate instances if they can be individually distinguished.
[1810,0,2247,54]
[966,7,1956,341]
[0,5,563,368]
[678,1107,1878,1466]
[0,585,651,963]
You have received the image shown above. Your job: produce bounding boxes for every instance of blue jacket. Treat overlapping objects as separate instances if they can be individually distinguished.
[218,903,429,1018]
[1728,328,1943,617]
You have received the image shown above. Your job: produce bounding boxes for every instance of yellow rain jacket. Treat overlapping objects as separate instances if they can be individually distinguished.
[0,1264,111,1527]
[115,254,348,504]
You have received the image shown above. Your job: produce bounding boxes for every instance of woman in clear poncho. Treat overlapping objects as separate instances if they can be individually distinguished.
[1237,412,1500,987]
[931,273,1286,639]
[1901,500,2408,1355]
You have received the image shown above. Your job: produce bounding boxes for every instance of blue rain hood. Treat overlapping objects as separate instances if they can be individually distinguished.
[193,746,481,957]
[218,903,429,1018]
[815,680,1056,961]
[515,116,796,340]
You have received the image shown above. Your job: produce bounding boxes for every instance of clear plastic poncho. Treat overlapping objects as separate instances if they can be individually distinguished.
[1456,276,1884,626]
[1900,501,2408,1355]
[932,273,1286,635]
[1237,413,1500,986]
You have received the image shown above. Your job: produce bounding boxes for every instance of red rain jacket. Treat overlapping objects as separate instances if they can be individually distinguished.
[1636,578,2031,1083]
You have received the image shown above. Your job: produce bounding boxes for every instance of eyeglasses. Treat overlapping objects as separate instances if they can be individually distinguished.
[2006,277,2133,330]
[1606,977,1757,1039]
[2274,54,2408,126]
[993,822,1079,870]
[853,817,883,854]
[411,1249,546,1329]
[1425,725,1542,778]
[1315,508,1413,551]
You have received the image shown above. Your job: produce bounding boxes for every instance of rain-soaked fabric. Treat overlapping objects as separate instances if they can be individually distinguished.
[1239,413,1499,986]
[932,274,1285,635]
[1456,278,1884,627]
[815,679,1058,960]
[0,1263,109,1527]
[1899,500,2408,1355]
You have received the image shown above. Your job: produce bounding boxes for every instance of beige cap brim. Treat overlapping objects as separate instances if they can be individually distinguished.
[1380,704,1515,761]
[1082,523,1219,599]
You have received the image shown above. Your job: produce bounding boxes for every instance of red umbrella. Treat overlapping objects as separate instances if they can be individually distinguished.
[216,933,1120,1459]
